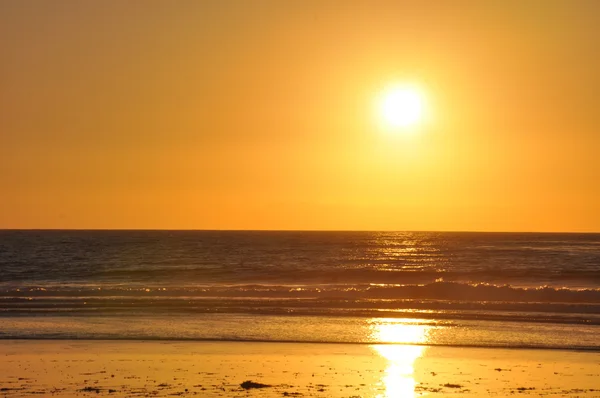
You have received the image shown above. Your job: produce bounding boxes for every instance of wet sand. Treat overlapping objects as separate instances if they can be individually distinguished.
[0,340,599,397]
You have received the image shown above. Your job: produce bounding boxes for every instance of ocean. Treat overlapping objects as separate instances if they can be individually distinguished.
[1,230,599,351]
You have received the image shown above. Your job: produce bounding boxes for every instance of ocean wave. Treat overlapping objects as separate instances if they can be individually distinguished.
[19,266,598,287]
[2,281,600,303]
[1,281,600,326]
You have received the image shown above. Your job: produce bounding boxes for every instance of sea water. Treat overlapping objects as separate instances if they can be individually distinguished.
[1,230,599,350]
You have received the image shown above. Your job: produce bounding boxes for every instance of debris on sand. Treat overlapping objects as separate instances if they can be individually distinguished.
[442,383,462,388]
[240,380,272,389]
[79,386,101,393]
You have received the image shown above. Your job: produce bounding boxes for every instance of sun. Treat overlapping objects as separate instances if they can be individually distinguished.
[377,85,425,130]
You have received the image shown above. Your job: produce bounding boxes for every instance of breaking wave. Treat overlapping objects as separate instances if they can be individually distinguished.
[3,281,600,302]
[2,281,599,325]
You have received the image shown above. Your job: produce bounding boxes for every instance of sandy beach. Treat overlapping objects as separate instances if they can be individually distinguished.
[0,340,598,397]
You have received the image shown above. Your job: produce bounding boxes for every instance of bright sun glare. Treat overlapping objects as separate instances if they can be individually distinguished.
[378,85,425,130]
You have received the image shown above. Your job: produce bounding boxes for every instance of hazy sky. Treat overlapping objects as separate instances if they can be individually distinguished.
[1,1,599,231]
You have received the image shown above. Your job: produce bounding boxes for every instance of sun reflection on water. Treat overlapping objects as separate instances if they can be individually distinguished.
[369,318,431,398]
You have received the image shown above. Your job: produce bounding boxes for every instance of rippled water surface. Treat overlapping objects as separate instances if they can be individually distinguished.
[1,230,599,348]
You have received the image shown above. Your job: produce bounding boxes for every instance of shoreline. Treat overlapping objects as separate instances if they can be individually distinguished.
[1,337,600,353]
[1,340,599,397]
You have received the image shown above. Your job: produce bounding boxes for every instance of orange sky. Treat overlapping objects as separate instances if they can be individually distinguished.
[1,1,599,231]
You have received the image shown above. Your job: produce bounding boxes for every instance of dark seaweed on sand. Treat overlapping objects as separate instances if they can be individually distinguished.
[240,380,272,389]
[79,386,101,393]
[442,383,462,388]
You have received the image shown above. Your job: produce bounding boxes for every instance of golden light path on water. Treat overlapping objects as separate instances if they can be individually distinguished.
[368,318,432,398]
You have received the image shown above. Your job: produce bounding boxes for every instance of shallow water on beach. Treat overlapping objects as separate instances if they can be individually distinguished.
[1,314,599,352]
[1,230,599,350]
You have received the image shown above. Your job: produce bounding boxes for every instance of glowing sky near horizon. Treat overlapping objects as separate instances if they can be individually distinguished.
[1,1,599,231]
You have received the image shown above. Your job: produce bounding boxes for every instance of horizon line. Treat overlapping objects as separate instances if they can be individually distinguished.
[0,228,598,234]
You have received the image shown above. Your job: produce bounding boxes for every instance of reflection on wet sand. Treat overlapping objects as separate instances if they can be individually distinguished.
[369,318,431,398]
